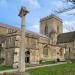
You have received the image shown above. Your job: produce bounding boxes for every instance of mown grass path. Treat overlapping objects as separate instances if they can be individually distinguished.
[27,63,75,75]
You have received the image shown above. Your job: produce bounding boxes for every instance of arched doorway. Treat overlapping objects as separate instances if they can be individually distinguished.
[25,51,30,63]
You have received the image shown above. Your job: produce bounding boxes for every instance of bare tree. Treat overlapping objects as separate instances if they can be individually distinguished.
[54,0,75,61]
[66,0,75,4]
[54,5,75,14]
[64,24,75,32]
[55,0,75,13]
[53,0,75,32]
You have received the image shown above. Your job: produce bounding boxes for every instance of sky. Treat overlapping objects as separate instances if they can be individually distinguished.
[0,0,75,33]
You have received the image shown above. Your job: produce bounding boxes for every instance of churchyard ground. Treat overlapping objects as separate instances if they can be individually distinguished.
[0,63,75,75]
[26,63,75,75]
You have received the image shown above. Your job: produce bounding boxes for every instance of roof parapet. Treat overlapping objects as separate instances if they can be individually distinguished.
[40,14,62,22]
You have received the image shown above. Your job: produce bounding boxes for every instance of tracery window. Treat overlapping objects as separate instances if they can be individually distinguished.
[45,25,48,36]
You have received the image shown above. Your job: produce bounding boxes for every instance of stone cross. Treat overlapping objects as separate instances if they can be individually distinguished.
[18,6,28,72]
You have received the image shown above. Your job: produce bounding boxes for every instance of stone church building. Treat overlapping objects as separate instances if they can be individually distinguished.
[0,12,65,67]
[57,31,75,61]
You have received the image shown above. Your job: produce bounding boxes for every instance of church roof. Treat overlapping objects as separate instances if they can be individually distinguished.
[40,14,62,22]
[0,23,48,38]
[0,23,19,30]
[57,31,75,44]
[26,30,48,38]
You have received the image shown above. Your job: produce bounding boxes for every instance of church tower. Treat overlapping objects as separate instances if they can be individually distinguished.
[40,14,63,44]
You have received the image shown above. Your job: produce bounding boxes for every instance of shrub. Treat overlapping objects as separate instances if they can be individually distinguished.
[0,65,13,71]
[0,58,5,64]
[40,60,55,65]
[70,59,75,63]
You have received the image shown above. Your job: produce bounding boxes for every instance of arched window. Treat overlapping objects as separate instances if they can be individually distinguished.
[57,25,59,33]
[45,25,48,36]
[43,46,48,57]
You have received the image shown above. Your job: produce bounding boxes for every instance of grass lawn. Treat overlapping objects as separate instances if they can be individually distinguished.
[0,65,13,71]
[27,63,75,75]
[0,73,13,75]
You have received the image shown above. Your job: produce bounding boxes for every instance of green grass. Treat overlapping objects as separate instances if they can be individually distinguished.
[41,60,55,65]
[5,73,14,75]
[0,65,13,71]
[0,65,13,75]
[0,72,14,75]
[27,63,75,75]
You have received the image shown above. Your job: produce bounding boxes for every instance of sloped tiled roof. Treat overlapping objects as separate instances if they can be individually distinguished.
[26,30,48,38]
[0,23,48,38]
[0,23,19,30]
[57,31,75,44]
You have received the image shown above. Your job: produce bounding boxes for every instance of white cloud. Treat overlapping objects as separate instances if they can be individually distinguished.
[28,0,40,8]
[29,23,39,33]
[65,9,75,15]
[55,1,64,9]
[63,20,75,32]
[51,0,65,14]
[19,0,40,8]
[53,0,74,14]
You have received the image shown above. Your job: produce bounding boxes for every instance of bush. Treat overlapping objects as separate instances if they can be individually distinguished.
[40,60,55,65]
[0,65,13,71]
[70,59,75,63]
[0,58,5,64]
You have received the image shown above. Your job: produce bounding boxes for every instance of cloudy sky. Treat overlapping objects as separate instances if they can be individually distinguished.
[0,0,75,33]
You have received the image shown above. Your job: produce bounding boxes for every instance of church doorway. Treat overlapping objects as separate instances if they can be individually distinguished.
[25,51,30,63]
[25,57,30,63]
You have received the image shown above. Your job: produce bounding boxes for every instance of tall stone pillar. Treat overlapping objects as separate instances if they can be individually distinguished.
[18,6,28,73]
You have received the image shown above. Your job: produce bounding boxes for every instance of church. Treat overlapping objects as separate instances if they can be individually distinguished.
[0,7,67,68]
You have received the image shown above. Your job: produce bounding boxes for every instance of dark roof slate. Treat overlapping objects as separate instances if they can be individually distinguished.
[57,31,75,44]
